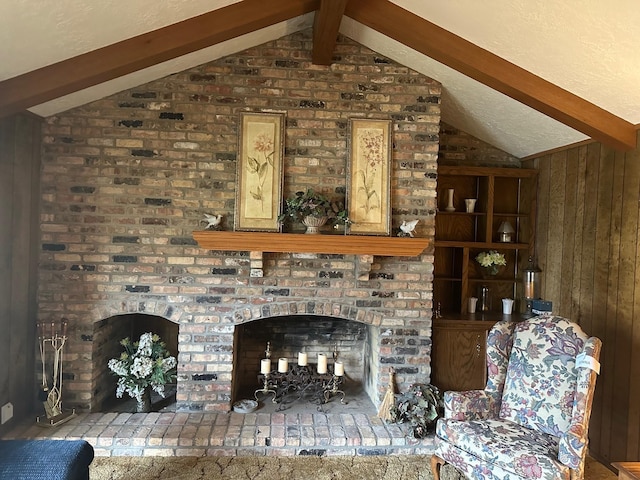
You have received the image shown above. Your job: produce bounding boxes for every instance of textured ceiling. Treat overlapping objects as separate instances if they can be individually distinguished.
[1,0,638,158]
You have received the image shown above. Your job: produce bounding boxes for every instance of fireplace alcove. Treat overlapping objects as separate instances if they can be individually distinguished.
[232,315,377,413]
[92,313,179,412]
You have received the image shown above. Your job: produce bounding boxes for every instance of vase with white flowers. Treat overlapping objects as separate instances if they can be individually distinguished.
[475,250,507,277]
[108,332,177,413]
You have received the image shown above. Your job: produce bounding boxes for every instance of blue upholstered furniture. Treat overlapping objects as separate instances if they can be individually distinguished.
[0,439,94,480]
[431,314,601,480]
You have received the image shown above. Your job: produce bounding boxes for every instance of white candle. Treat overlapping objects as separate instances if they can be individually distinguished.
[278,357,288,373]
[298,352,308,366]
[334,361,344,376]
[260,358,271,374]
[317,353,327,374]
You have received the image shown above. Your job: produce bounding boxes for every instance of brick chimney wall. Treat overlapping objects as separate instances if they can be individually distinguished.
[38,30,440,412]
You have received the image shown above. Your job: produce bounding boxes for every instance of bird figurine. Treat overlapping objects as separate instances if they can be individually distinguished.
[202,213,223,230]
[398,219,419,237]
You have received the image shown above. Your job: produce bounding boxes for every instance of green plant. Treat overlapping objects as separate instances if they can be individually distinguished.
[108,332,177,403]
[388,383,443,438]
[278,189,351,227]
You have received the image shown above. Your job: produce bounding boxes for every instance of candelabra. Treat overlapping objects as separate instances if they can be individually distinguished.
[254,342,277,403]
[36,319,75,426]
[254,343,347,411]
[254,373,278,404]
[324,344,345,403]
[323,374,346,404]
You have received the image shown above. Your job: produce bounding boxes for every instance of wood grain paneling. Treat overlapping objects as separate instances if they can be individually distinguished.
[0,113,41,433]
[0,117,14,419]
[525,130,640,463]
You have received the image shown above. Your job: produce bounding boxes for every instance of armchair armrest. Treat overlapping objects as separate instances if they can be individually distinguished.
[558,426,587,469]
[558,338,602,471]
[443,389,501,421]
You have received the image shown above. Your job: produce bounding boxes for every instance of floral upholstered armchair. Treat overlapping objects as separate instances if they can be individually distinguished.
[431,314,601,480]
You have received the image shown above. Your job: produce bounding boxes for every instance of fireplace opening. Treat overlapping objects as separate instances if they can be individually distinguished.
[92,313,178,412]
[232,315,377,413]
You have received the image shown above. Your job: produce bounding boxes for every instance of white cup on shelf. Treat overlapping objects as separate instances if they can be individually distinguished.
[502,298,514,314]
[465,198,477,213]
[468,297,478,313]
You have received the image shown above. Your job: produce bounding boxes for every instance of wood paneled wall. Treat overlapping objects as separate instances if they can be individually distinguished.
[524,131,640,464]
[0,113,41,433]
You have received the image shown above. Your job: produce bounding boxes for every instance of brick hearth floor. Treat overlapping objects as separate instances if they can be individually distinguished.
[3,411,435,457]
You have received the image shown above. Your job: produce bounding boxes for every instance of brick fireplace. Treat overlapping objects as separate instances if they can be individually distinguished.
[37,30,439,414]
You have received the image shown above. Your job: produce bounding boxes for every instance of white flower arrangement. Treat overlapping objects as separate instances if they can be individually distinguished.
[475,250,507,276]
[108,332,177,403]
[475,250,507,267]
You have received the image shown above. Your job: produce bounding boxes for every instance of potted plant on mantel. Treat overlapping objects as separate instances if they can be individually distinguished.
[278,188,351,234]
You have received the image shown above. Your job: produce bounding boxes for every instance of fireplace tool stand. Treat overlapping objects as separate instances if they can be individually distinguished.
[36,320,76,427]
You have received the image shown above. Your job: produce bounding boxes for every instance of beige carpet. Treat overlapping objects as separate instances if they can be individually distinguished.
[89,455,444,480]
[89,455,615,480]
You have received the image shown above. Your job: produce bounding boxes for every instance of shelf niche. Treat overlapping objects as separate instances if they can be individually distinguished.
[434,165,538,316]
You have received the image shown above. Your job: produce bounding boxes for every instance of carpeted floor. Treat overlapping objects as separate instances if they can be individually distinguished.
[89,455,616,480]
[89,455,446,480]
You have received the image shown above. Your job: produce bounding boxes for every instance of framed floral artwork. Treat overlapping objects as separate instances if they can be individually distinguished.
[347,118,392,235]
[235,112,285,231]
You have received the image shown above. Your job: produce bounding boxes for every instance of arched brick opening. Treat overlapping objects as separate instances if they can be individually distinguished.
[229,302,387,409]
[90,301,182,412]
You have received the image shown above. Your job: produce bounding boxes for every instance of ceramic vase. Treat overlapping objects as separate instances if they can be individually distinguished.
[136,388,152,413]
[445,189,455,212]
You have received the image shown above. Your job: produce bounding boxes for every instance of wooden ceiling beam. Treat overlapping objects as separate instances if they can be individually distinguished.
[0,0,319,118]
[312,0,349,65]
[345,0,637,151]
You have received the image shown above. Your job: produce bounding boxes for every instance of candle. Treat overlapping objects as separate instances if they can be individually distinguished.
[298,352,308,366]
[317,353,327,374]
[334,361,344,377]
[278,357,288,373]
[260,358,271,374]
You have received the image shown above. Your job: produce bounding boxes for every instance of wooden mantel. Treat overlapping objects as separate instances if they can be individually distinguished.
[192,231,430,256]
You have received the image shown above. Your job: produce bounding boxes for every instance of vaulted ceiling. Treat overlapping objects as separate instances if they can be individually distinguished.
[1,0,638,158]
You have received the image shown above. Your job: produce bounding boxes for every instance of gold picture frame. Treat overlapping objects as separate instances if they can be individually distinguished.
[235,112,285,232]
[347,118,392,235]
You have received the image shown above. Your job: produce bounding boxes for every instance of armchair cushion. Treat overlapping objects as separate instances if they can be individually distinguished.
[499,316,586,437]
[436,418,568,480]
